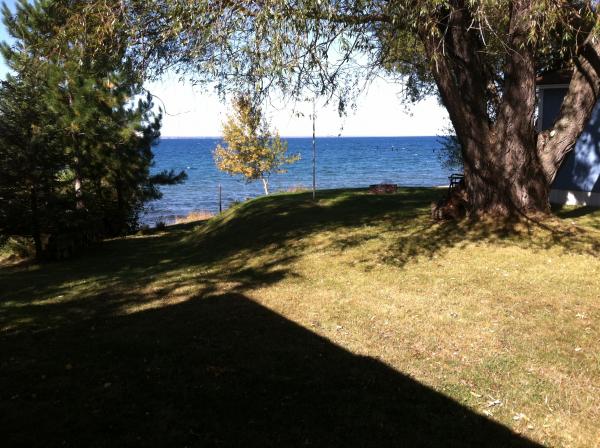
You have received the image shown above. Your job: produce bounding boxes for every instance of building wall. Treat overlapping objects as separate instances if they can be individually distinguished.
[540,87,600,205]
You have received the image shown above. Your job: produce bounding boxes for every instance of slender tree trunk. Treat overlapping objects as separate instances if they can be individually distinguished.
[68,89,84,210]
[116,175,125,234]
[261,177,269,195]
[73,154,84,210]
[30,186,43,259]
[74,176,84,208]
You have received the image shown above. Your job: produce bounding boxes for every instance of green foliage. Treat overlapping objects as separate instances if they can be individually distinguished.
[436,125,463,171]
[62,1,597,104]
[0,0,186,258]
[214,96,299,195]
[0,66,67,256]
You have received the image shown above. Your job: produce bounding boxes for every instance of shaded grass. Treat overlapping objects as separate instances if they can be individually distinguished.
[1,187,600,447]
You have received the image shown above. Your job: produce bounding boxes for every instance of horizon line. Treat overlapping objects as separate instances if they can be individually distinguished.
[159,134,444,139]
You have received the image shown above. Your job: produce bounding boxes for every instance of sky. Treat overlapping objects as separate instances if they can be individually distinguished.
[0,0,449,138]
[146,76,449,138]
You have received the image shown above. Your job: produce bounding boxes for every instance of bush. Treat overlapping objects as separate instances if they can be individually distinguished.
[0,235,35,261]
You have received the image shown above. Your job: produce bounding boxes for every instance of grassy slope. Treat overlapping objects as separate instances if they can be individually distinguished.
[1,188,599,447]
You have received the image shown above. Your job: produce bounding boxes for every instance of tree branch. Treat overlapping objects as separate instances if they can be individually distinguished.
[537,20,600,183]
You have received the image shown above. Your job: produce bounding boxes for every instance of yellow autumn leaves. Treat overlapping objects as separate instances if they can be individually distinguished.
[214,95,299,195]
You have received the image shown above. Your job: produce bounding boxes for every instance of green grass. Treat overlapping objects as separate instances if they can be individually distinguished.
[2,187,600,447]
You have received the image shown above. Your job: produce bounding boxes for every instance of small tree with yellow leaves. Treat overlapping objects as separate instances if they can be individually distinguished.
[214,96,299,195]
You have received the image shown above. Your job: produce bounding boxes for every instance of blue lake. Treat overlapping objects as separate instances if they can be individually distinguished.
[144,136,452,224]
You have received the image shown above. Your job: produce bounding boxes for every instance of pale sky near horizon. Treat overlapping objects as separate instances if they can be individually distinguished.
[146,76,450,138]
[0,0,450,137]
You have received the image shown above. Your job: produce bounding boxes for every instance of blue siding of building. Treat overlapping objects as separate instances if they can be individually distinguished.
[542,88,600,193]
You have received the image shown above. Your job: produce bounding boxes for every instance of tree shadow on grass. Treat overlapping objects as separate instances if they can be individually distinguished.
[186,187,435,256]
[188,187,600,271]
[1,291,541,447]
[0,187,585,445]
[0,225,292,333]
[376,216,600,269]
[0,188,433,330]
[2,187,599,331]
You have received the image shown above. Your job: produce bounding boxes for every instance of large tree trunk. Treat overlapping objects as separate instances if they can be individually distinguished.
[462,137,550,217]
[423,1,600,218]
[459,0,549,217]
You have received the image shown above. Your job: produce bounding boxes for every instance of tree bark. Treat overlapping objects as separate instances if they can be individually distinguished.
[462,137,550,216]
[422,0,599,218]
[465,0,550,216]
[30,186,43,259]
[538,18,600,183]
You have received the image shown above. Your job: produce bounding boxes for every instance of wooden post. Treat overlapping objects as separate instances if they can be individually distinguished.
[218,184,222,213]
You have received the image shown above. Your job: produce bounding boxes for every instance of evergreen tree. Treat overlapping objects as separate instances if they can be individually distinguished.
[0,0,186,258]
[0,1,66,258]
[98,86,186,233]
[0,72,66,258]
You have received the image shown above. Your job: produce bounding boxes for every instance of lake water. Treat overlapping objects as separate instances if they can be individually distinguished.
[143,136,452,224]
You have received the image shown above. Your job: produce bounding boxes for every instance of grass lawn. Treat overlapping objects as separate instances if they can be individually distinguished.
[1,187,599,447]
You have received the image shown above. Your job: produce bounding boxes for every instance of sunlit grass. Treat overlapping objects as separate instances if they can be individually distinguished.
[172,209,215,225]
[1,187,599,446]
